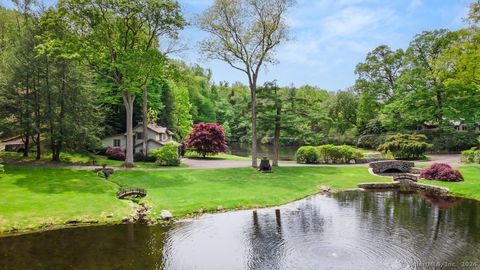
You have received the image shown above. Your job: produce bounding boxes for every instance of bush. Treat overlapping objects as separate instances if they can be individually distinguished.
[461,147,477,163]
[420,163,464,182]
[105,147,126,161]
[185,123,228,157]
[318,144,363,163]
[378,134,432,160]
[356,134,386,150]
[151,143,180,166]
[0,164,4,175]
[418,130,478,152]
[133,152,156,162]
[296,145,364,164]
[296,146,319,164]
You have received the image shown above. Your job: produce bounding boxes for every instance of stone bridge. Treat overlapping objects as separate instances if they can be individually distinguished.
[369,160,415,174]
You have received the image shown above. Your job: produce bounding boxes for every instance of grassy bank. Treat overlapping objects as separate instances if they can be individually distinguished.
[0,165,387,233]
[0,166,131,233]
[110,166,388,216]
[2,164,479,234]
[419,166,480,201]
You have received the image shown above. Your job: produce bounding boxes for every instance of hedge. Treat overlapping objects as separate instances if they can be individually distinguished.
[296,145,364,164]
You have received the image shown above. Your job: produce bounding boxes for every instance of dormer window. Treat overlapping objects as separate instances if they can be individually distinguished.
[137,132,144,140]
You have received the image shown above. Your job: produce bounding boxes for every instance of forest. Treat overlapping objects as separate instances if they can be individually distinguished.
[0,0,479,162]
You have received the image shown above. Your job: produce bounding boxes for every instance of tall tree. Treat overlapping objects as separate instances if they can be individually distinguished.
[198,0,294,167]
[60,0,185,166]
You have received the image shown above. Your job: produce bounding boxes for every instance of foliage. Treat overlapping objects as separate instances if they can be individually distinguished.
[0,164,4,175]
[133,153,156,163]
[461,147,480,164]
[296,145,364,164]
[105,147,126,161]
[419,130,479,152]
[356,134,386,150]
[185,123,228,157]
[295,146,319,164]
[151,143,180,166]
[378,134,432,160]
[420,163,464,182]
[317,144,364,164]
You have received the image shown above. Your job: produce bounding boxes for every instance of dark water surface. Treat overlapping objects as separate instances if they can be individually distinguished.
[1,191,480,270]
[228,143,299,160]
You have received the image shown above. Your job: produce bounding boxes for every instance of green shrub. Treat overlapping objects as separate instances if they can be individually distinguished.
[151,144,180,166]
[296,145,364,164]
[356,134,386,150]
[378,134,432,160]
[296,146,319,164]
[0,164,4,175]
[317,144,363,163]
[461,147,477,163]
[418,130,478,152]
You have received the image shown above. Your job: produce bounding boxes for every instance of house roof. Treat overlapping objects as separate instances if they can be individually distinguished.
[3,138,24,145]
[104,124,173,138]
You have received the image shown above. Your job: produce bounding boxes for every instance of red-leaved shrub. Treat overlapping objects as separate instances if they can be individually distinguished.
[105,147,126,161]
[420,163,464,182]
[185,123,228,157]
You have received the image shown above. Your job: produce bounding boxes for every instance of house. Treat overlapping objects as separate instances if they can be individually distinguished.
[102,123,176,154]
[1,136,25,152]
[417,120,479,132]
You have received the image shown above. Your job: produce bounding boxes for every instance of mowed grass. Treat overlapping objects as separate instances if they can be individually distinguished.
[419,166,480,201]
[111,166,389,217]
[0,151,187,169]
[0,166,131,232]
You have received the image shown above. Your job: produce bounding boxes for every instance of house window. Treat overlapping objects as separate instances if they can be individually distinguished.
[137,132,144,140]
[113,139,121,147]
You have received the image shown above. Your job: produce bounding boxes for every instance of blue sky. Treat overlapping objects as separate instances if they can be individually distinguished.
[2,0,473,90]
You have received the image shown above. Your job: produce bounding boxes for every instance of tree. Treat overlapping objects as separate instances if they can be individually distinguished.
[354,45,404,130]
[185,123,228,157]
[198,0,294,167]
[60,0,185,166]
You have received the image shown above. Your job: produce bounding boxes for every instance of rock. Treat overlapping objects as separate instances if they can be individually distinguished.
[106,213,114,218]
[122,217,130,222]
[160,210,173,220]
[320,185,330,192]
[216,205,224,211]
[197,208,204,214]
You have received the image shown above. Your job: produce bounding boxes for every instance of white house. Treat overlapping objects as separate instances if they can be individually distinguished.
[102,123,176,154]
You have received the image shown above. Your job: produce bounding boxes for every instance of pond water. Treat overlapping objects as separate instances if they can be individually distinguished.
[1,191,480,270]
[228,143,299,160]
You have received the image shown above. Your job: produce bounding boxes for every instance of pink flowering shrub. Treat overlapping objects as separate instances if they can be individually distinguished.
[420,163,464,182]
[105,147,126,161]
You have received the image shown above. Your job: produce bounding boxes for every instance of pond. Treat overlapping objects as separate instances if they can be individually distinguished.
[228,142,299,161]
[1,191,479,269]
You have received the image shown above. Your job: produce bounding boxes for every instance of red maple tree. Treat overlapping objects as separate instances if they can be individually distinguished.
[185,123,228,157]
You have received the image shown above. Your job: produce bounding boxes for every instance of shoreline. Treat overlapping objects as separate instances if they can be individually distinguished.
[2,186,478,238]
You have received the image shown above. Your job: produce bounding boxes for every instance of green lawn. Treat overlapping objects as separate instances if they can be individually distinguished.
[0,165,388,233]
[0,166,131,232]
[110,166,389,217]
[0,151,187,169]
[419,166,480,201]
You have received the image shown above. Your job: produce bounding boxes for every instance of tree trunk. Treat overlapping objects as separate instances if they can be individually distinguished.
[272,83,281,167]
[123,92,135,166]
[23,135,29,157]
[142,85,148,156]
[250,82,258,168]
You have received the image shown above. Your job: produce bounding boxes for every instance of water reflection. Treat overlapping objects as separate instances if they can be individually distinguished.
[1,191,479,270]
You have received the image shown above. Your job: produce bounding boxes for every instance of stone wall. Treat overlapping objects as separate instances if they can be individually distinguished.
[369,160,415,174]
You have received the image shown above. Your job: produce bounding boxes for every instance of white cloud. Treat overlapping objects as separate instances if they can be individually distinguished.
[409,0,423,9]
